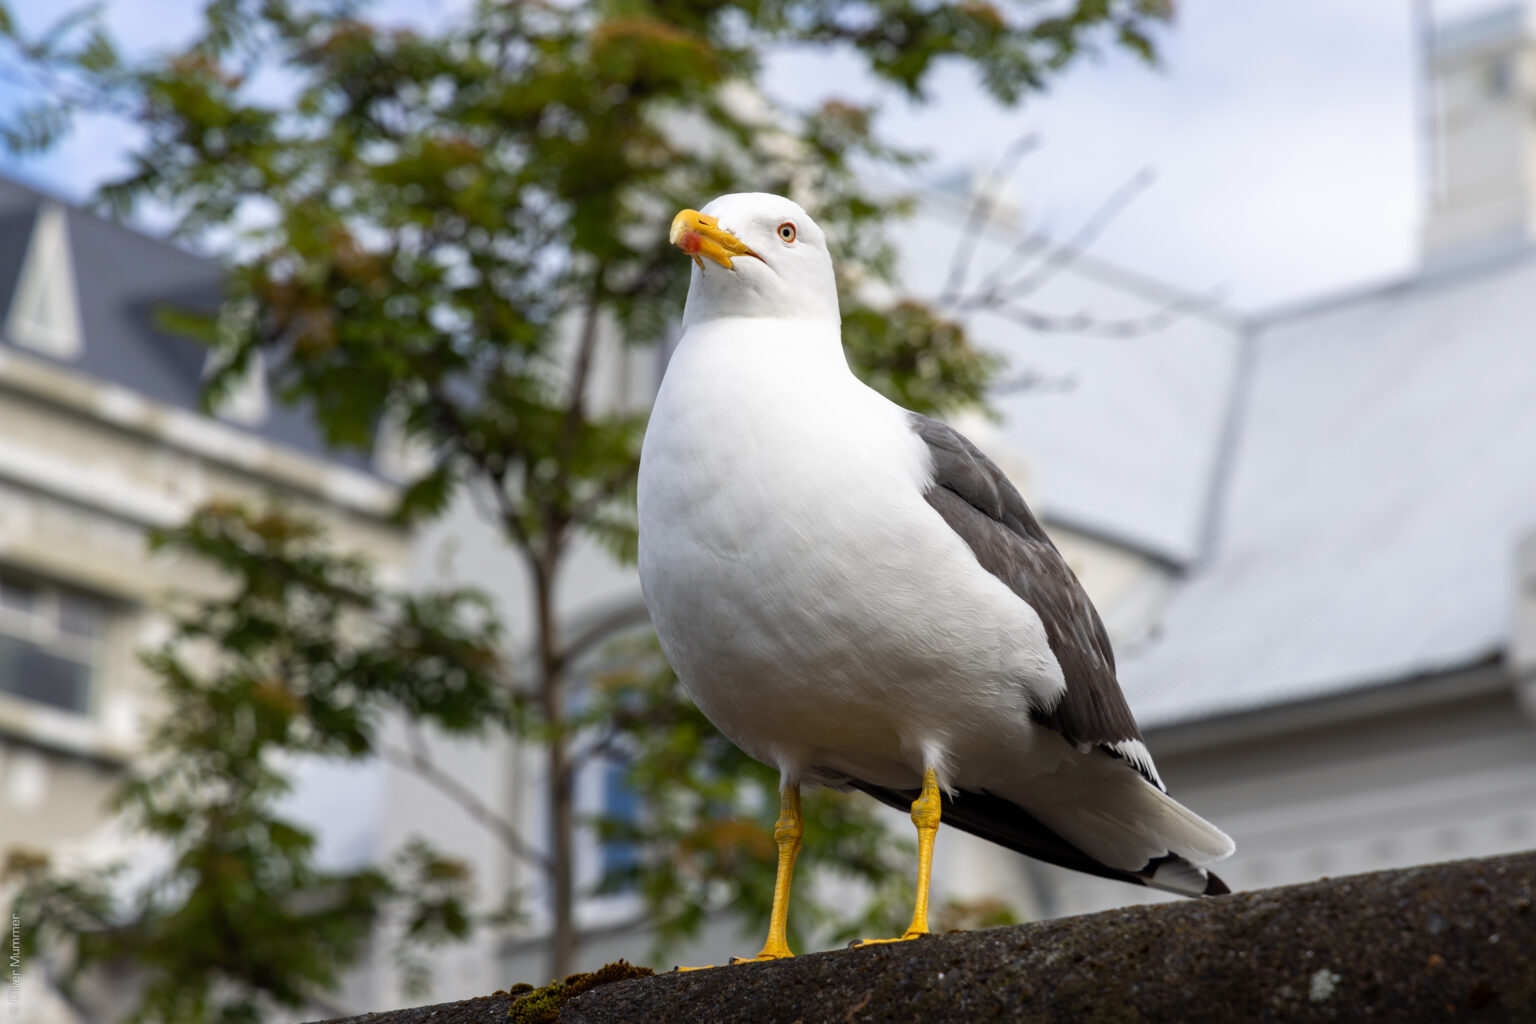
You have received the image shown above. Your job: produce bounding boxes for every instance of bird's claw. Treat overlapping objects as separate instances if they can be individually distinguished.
[672,949,792,972]
[850,931,928,948]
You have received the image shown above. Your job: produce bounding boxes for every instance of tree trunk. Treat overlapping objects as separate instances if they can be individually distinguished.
[543,281,604,979]
[547,704,577,978]
[534,552,578,980]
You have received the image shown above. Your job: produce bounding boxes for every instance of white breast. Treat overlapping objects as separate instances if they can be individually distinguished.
[637,317,1065,790]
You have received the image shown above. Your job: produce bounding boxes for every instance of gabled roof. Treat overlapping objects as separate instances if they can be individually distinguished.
[0,175,363,468]
[1120,247,1536,726]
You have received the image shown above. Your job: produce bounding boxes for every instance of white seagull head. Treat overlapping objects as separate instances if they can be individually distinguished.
[670,192,840,329]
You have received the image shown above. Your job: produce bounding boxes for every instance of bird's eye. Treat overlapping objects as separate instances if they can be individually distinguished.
[777,222,796,243]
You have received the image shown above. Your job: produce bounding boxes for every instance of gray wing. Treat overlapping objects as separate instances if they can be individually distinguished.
[909,413,1161,789]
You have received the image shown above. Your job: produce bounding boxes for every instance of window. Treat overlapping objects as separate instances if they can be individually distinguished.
[0,571,104,714]
[559,635,651,907]
[599,759,640,889]
[1486,57,1513,100]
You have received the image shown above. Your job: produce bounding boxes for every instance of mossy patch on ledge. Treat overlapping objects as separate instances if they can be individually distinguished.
[504,960,654,1024]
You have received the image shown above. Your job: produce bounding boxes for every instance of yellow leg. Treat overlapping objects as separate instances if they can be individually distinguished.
[737,783,802,961]
[675,783,802,971]
[855,767,941,946]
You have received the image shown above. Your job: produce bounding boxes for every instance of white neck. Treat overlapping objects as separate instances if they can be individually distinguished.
[672,315,852,381]
[679,262,841,331]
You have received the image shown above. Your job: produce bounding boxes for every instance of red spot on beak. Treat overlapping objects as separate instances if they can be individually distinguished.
[679,231,703,255]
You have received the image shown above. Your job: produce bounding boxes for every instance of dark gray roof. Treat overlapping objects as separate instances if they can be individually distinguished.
[0,200,34,318]
[0,175,366,469]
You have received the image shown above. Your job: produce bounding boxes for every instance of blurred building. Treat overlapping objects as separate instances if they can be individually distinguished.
[0,176,405,1018]
[1025,2,1536,915]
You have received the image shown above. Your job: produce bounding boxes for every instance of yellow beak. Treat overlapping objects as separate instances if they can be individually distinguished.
[670,209,758,270]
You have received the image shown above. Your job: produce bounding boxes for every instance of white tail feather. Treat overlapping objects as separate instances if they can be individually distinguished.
[1018,758,1235,881]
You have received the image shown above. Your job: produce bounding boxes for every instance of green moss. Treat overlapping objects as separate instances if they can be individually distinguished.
[506,960,654,1024]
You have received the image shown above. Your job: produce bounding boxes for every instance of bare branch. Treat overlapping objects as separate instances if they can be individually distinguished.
[557,599,653,674]
[978,167,1155,304]
[381,729,554,876]
[563,270,608,441]
[992,368,1077,396]
[928,153,1225,343]
[931,152,1200,344]
[978,290,1224,339]
[568,727,628,774]
[970,232,1054,300]
[937,133,1039,305]
[0,48,139,119]
[566,455,641,527]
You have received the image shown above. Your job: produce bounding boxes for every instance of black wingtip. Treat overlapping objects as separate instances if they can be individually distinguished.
[850,779,1235,898]
[852,781,1156,892]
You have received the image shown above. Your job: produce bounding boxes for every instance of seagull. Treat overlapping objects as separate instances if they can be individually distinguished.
[637,192,1234,963]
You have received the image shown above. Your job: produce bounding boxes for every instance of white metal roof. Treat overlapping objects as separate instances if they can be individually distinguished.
[1120,248,1536,727]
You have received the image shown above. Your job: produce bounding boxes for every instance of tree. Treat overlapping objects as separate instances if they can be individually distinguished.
[8,506,509,1023]
[1,0,1171,1013]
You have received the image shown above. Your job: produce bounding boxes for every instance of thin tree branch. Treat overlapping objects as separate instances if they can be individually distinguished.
[978,290,1224,338]
[568,727,627,774]
[0,47,139,118]
[566,455,641,527]
[937,133,1039,305]
[931,156,1222,342]
[557,599,653,673]
[978,167,1155,304]
[563,269,607,440]
[971,231,1054,299]
[381,731,554,876]
[992,368,1077,396]
[417,381,536,552]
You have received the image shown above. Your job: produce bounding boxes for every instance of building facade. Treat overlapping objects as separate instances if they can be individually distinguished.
[0,177,407,1022]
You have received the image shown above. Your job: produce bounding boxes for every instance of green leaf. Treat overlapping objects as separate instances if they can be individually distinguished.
[392,463,457,525]
[76,25,118,72]
[1,103,71,155]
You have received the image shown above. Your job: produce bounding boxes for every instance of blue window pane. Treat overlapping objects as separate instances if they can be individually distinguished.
[601,763,640,886]
[0,633,91,712]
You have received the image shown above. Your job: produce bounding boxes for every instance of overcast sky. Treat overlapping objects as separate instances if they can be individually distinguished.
[0,0,1513,310]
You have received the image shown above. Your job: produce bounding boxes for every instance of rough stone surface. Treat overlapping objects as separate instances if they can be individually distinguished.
[310,850,1536,1023]
[311,991,520,1024]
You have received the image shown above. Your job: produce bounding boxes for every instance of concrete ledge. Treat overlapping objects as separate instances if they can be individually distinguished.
[316,850,1536,1023]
